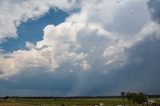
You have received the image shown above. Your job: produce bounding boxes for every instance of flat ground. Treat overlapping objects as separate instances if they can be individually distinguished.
[0,98,159,106]
[152,98,160,104]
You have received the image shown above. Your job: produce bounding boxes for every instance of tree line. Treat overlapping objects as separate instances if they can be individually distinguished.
[121,91,148,105]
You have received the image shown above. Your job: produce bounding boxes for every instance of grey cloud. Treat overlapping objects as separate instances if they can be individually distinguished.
[107,39,160,94]
[108,1,150,36]
[1,37,160,96]
[1,0,160,96]
[148,0,160,23]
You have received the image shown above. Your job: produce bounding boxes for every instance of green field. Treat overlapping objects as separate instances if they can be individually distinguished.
[0,98,153,106]
[152,98,160,104]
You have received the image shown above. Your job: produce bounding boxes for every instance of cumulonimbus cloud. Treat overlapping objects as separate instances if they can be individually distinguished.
[0,0,155,77]
[0,0,160,96]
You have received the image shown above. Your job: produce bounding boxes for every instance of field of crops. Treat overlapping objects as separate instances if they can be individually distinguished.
[0,98,159,106]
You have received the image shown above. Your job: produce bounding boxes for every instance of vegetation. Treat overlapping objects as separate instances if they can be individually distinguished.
[125,92,147,104]
[0,98,130,106]
[153,98,160,104]
[121,91,126,106]
[0,92,158,106]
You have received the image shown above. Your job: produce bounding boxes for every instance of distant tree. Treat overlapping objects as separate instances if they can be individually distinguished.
[126,92,132,103]
[126,92,147,104]
[4,96,9,100]
[131,93,137,103]
[136,92,147,104]
[121,91,126,106]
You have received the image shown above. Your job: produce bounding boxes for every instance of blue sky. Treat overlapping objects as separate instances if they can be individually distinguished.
[1,9,68,52]
[0,0,160,96]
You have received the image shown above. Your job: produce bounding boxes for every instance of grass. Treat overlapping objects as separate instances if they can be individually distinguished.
[152,98,160,104]
[0,98,159,106]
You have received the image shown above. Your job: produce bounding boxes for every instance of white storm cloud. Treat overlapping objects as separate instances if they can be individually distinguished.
[0,0,159,81]
[0,0,75,42]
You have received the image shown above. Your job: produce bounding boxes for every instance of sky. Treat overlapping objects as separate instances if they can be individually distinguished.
[0,0,160,96]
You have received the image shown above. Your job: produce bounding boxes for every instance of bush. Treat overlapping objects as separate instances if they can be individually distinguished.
[125,92,147,104]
